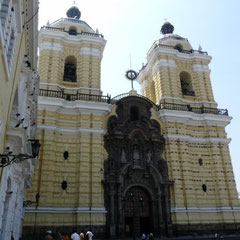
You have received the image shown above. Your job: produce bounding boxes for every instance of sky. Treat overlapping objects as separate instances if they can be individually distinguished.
[39,0,240,192]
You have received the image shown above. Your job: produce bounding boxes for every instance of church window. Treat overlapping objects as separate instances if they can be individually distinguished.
[174,44,183,52]
[69,26,77,35]
[202,184,207,192]
[198,158,203,166]
[130,106,139,121]
[63,56,77,82]
[63,151,69,160]
[180,71,195,96]
[61,181,68,190]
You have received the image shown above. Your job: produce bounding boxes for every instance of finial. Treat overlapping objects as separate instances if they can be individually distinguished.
[198,45,202,51]
[66,2,81,19]
[161,21,174,35]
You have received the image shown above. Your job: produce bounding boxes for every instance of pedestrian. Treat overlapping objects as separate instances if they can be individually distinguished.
[80,231,84,240]
[71,229,80,240]
[63,233,70,240]
[44,234,53,240]
[86,230,94,240]
[142,233,146,240]
[149,233,154,240]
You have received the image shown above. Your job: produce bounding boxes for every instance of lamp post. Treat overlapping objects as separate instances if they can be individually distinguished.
[0,139,41,167]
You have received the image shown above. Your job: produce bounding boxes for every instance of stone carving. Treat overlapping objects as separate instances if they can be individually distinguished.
[104,96,173,238]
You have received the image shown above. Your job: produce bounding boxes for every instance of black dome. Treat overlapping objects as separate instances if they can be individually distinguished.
[66,6,81,19]
[161,22,174,35]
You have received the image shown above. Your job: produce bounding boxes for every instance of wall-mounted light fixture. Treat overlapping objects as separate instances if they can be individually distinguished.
[23,193,40,207]
[0,139,41,167]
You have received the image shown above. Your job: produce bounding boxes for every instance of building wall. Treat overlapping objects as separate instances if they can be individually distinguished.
[0,0,39,239]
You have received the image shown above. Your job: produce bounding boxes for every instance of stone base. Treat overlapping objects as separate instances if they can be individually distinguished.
[21,225,106,240]
[172,223,240,237]
[21,223,240,239]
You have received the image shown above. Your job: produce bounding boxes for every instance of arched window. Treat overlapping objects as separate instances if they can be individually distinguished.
[63,56,77,82]
[69,26,77,36]
[174,44,183,52]
[180,71,195,96]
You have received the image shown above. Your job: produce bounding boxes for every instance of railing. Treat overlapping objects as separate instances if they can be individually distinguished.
[39,89,228,116]
[154,43,208,55]
[39,89,111,103]
[159,102,228,116]
[42,26,104,38]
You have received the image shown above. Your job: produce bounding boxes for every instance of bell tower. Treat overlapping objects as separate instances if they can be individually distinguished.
[23,6,111,238]
[38,5,106,95]
[137,22,240,235]
[138,22,215,109]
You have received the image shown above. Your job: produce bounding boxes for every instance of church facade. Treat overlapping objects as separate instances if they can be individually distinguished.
[22,6,240,239]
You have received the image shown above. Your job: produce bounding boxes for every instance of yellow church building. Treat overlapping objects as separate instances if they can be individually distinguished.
[22,6,240,239]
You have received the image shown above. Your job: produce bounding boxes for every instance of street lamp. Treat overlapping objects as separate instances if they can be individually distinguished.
[0,139,41,167]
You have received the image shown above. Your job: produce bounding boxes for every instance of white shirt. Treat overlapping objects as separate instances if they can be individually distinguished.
[71,232,80,240]
[86,231,94,240]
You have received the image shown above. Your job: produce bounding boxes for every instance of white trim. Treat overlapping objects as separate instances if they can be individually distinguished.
[80,47,101,57]
[38,116,104,126]
[192,64,210,73]
[39,41,63,52]
[158,109,232,127]
[171,206,240,213]
[25,206,107,214]
[40,82,102,92]
[152,59,177,75]
[38,97,112,115]
[160,96,216,106]
[38,124,106,134]
[163,133,231,144]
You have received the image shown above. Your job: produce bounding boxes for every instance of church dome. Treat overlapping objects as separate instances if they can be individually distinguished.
[161,21,174,35]
[66,6,81,19]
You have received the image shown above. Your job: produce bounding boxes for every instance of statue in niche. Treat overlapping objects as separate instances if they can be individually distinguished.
[147,150,152,162]
[120,148,127,163]
[133,145,141,166]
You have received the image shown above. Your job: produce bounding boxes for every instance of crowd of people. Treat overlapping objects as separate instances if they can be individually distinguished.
[44,229,94,240]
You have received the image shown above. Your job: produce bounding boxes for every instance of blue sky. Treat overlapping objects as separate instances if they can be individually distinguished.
[39,0,240,192]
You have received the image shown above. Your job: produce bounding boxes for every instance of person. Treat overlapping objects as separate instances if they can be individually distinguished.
[86,230,94,240]
[142,233,146,240]
[63,233,70,240]
[71,230,80,240]
[44,234,53,240]
[149,233,154,240]
[80,231,84,240]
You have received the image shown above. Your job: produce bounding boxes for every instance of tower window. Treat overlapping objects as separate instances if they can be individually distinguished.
[174,44,183,52]
[69,27,77,36]
[130,106,139,121]
[63,56,77,82]
[180,71,195,96]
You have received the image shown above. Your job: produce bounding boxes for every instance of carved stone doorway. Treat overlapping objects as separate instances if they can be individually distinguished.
[123,186,151,237]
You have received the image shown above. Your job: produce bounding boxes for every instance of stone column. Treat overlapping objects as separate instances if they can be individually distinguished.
[110,184,116,237]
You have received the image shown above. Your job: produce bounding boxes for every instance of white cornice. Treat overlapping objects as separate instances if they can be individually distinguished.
[39,82,101,92]
[158,109,232,127]
[38,97,112,115]
[160,96,217,106]
[38,124,105,134]
[25,206,107,214]
[171,206,240,213]
[192,64,210,73]
[163,133,231,144]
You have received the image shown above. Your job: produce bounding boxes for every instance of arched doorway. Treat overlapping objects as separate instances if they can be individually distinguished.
[124,186,152,237]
